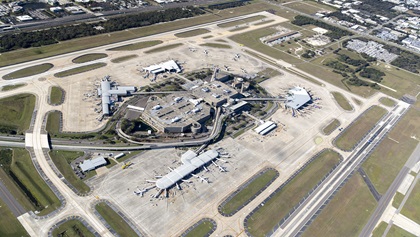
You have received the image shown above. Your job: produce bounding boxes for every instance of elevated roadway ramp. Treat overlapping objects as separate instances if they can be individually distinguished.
[25,133,50,149]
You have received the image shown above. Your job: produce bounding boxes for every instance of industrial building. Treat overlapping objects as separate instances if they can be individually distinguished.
[141,93,211,133]
[285,87,311,109]
[143,60,181,74]
[156,150,219,189]
[191,82,240,107]
[254,121,277,135]
[97,76,136,116]
[80,157,107,172]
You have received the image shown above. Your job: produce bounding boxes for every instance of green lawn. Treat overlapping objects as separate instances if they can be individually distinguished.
[386,225,416,237]
[2,63,53,80]
[49,150,90,194]
[301,174,377,237]
[401,180,420,224]
[335,106,387,151]
[379,97,396,107]
[0,148,60,216]
[254,68,282,83]
[1,83,26,91]
[246,149,341,237]
[362,104,420,195]
[107,40,163,51]
[0,197,29,237]
[331,92,353,111]
[372,222,388,237]
[144,43,183,54]
[174,28,210,38]
[184,220,215,237]
[229,26,249,32]
[220,169,278,216]
[72,53,107,63]
[111,55,138,63]
[49,86,64,105]
[54,63,107,78]
[95,202,139,237]
[230,26,304,65]
[51,219,95,237]
[0,94,35,135]
[254,20,275,26]
[322,118,340,135]
[199,43,232,49]
[217,15,266,28]
[392,192,405,208]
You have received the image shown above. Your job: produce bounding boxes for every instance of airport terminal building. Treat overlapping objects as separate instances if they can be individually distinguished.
[141,93,211,133]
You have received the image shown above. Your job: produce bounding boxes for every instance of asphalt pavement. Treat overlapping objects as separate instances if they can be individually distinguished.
[0,179,26,217]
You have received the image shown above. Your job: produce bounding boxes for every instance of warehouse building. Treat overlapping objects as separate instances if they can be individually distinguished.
[80,157,107,172]
[254,121,277,135]
[97,76,136,116]
[141,93,211,133]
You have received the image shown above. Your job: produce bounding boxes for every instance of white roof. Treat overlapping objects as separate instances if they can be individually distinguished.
[143,60,181,74]
[156,150,218,189]
[80,157,107,172]
[285,87,311,109]
[255,121,275,134]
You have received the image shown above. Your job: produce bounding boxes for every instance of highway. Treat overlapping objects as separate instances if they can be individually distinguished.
[359,143,420,237]
[0,176,26,217]
[276,101,410,237]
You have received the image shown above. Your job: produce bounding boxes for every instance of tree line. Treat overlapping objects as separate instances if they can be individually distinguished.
[0,6,204,52]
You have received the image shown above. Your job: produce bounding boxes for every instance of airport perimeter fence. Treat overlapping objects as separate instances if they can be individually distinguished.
[218,167,279,217]
[243,148,342,237]
[26,147,67,220]
[293,107,409,236]
[92,199,146,237]
[180,218,217,237]
[47,215,100,237]
[332,105,390,152]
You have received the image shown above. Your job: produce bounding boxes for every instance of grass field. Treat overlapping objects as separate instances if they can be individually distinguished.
[286,1,330,15]
[246,149,341,237]
[220,169,278,216]
[49,150,90,194]
[72,53,107,63]
[2,63,53,80]
[0,148,60,216]
[54,63,107,78]
[392,192,404,208]
[230,26,304,65]
[184,220,214,237]
[144,43,183,54]
[0,197,29,237]
[401,180,420,224]
[199,43,232,49]
[379,97,396,107]
[386,225,416,237]
[107,40,163,51]
[335,106,387,151]
[331,92,352,111]
[301,173,377,237]
[372,222,388,237]
[174,28,210,38]
[95,202,139,237]
[254,68,281,83]
[362,103,420,195]
[0,2,277,67]
[229,26,249,32]
[0,94,35,135]
[1,83,26,91]
[254,20,275,26]
[111,54,138,63]
[51,219,95,237]
[322,119,340,135]
[49,86,64,105]
[217,15,266,28]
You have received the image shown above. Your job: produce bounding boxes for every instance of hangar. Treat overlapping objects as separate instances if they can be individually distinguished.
[143,60,181,74]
